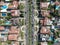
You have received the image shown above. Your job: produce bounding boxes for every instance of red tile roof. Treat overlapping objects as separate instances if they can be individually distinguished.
[0,26,5,30]
[13,1,19,5]
[40,2,49,8]
[8,5,13,8]
[9,30,19,34]
[8,34,18,41]
[10,26,17,30]
[9,26,19,34]
[0,1,4,6]
[40,27,50,34]
[41,10,50,17]
[8,1,18,9]
[11,10,19,16]
[55,1,59,5]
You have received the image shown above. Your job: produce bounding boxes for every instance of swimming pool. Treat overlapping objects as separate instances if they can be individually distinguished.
[2,12,7,17]
[5,21,11,25]
[1,5,8,9]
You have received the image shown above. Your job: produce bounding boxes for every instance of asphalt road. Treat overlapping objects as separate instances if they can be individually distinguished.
[25,0,35,45]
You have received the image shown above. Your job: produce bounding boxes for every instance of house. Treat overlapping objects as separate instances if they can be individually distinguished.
[12,0,19,8]
[9,26,19,34]
[10,26,17,30]
[11,10,20,16]
[40,26,50,34]
[10,18,20,25]
[0,26,5,31]
[41,10,50,17]
[8,34,18,41]
[0,29,9,34]
[0,1,4,6]
[43,17,52,25]
[40,2,50,9]
[0,34,7,41]
[8,0,19,9]
[9,29,19,34]
[0,37,7,41]
[8,26,19,41]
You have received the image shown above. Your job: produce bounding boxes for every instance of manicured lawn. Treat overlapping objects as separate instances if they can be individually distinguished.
[48,41,54,45]
[0,42,2,45]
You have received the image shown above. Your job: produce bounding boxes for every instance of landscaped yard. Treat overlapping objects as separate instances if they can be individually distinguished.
[19,3,25,11]
[0,42,2,45]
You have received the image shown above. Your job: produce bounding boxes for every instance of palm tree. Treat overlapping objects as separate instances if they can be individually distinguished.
[19,3,25,11]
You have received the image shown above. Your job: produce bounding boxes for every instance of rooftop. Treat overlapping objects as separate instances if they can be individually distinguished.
[40,26,50,34]
[0,26,5,31]
[8,34,18,41]
[11,10,20,16]
[9,26,19,34]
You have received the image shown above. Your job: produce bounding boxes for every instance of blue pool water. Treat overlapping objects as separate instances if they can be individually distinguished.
[56,6,60,10]
[2,12,6,17]
[1,5,8,9]
[5,21,11,25]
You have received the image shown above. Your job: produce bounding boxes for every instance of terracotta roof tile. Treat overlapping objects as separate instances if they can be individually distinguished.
[40,27,50,34]
[40,2,49,8]
[11,10,20,16]
[0,26,5,30]
[9,26,19,34]
[8,34,18,41]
